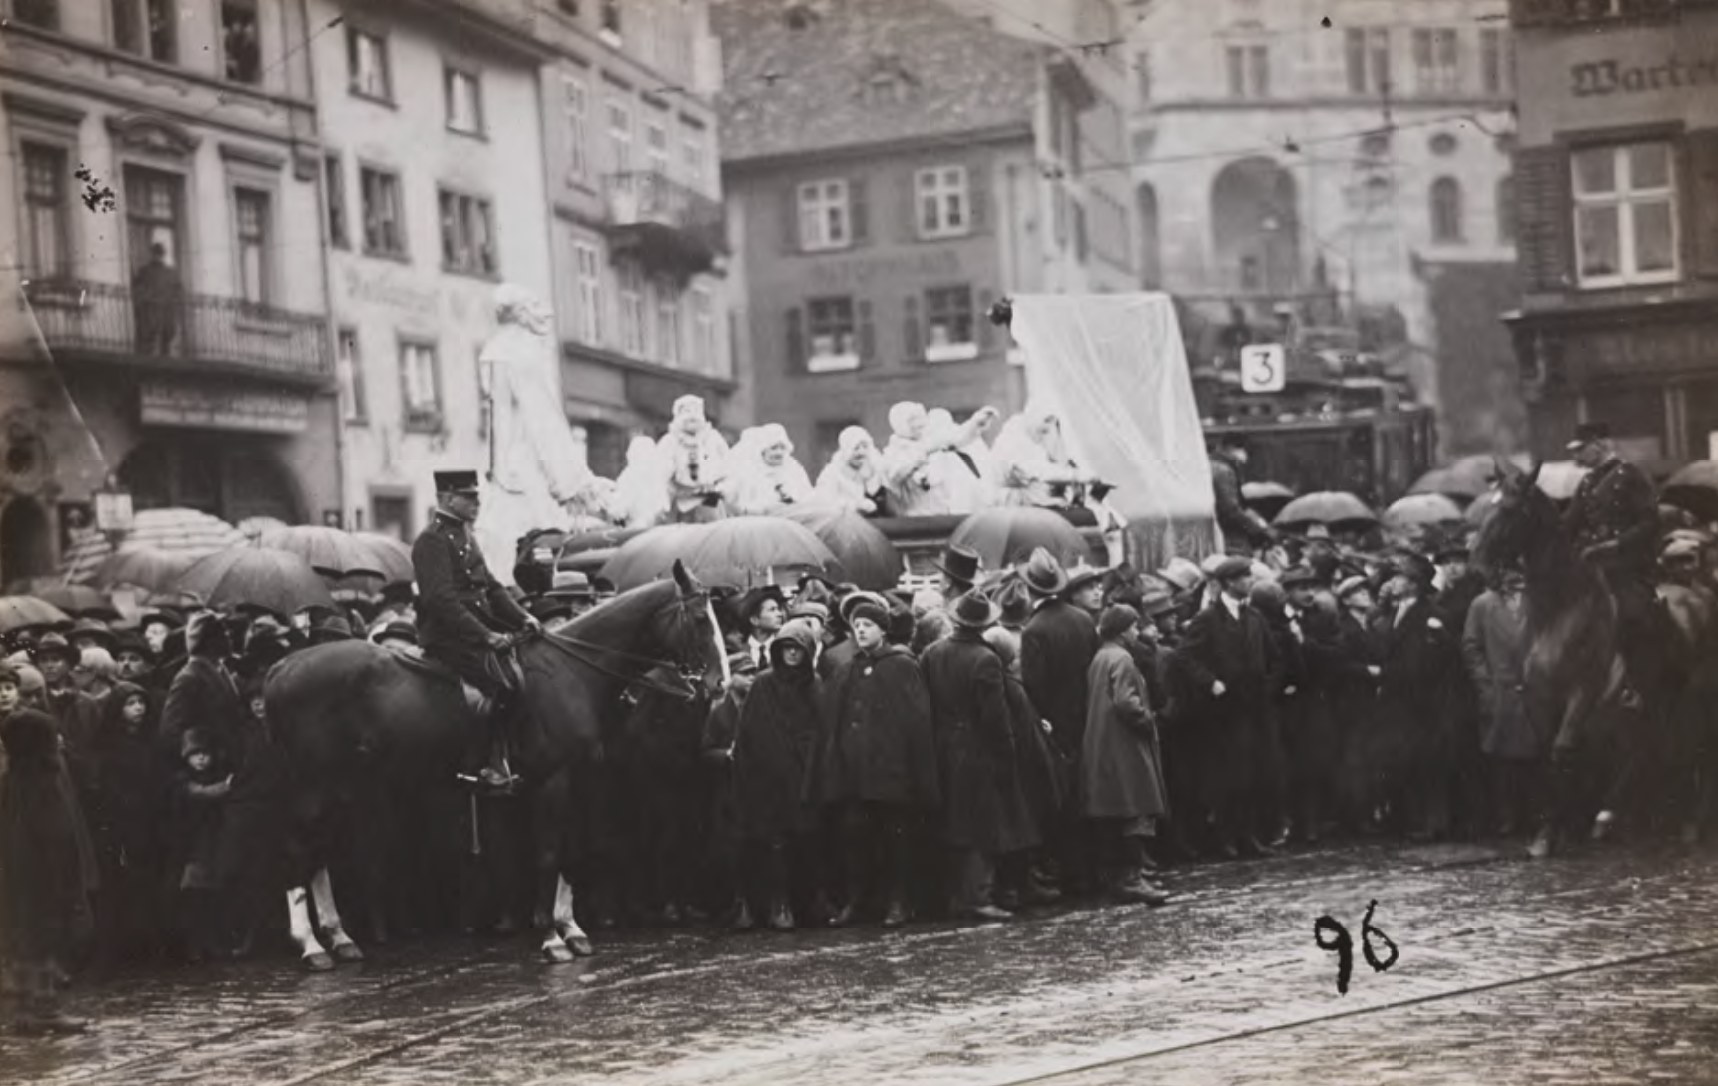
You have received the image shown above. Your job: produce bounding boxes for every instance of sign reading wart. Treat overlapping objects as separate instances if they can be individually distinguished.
[1571,52,1718,98]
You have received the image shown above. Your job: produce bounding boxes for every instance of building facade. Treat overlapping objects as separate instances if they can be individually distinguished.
[716,0,1135,469]
[1128,0,1520,451]
[533,0,735,479]
[1508,0,1718,469]
[0,0,338,582]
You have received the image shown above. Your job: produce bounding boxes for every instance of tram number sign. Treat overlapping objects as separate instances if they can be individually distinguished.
[1240,344,1287,393]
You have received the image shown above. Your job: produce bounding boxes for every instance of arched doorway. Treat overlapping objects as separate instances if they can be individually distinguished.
[1136,182,1162,288]
[0,497,54,585]
[119,436,303,524]
[1210,157,1301,294]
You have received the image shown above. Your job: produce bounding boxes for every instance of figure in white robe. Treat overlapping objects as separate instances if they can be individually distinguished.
[725,423,815,516]
[925,407,993,514]
[815,426,885,514]
[657,394,730,522]
[989,404,1096,508]
[473,284,597,581]
[881,402,999,517]
[610,435,670,528]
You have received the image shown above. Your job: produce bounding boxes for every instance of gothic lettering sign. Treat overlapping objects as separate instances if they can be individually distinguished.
[1570,51,1718,99]
[1560,318,1718,383]
[806,248,964,290]
[1517,21,1718,143]
[138,381,309,433]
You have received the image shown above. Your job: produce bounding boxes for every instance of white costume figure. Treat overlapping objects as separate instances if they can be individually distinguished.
[657,394,730,522]
[989,403,1094,508]
[926,407,993,514]
[881,402,999,517]
[610,435,670,528]
[473,284,597,581]
[726,423,814,516]
[815,425,885,514]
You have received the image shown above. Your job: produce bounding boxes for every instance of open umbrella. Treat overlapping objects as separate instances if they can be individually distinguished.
[782,505,903,590]
[258,525,391,579]
[0,596,70,633]
[4,578,114,617]
[60,508,245,585]
[601,519,836,590]
[93,546,201,593]
[1382,492,1465,531]
[352,533,415,581]
[1273,491,1377,529]
[1662,460,1718,521]
[236,515,290,541]
[175,547,334,615]
[1241,480,1296,520]
[949,507,1089,571]
[599,524,708,590]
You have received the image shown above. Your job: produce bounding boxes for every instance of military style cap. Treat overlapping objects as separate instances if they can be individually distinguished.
[434,470,481,494]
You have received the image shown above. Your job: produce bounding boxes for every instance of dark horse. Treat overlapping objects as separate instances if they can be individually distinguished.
[263,564,725,968]
[1473,463,1706,851]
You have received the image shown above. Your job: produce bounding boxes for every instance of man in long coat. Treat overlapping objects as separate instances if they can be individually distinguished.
[921,592,1030,923]
[1461,568,1540,835]
[1376,554,1460,840]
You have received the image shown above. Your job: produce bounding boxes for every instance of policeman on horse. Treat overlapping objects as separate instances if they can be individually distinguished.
[411,469,542,788]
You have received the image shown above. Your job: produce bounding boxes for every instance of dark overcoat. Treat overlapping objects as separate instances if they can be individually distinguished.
[1175,599,1280,813]
[1080,642,1168,822]
[160,655,246,768]
[1021,600,1099,756]
[1375,598,1461,775]
[733,626,823,844]
[1461,590,1541,760]
[0,710,94,964]
[807,643,940,810]
[921,628,1034,854]
[1001,669,1062,838]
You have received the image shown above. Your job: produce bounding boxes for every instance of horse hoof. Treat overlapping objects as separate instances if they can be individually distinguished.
[332,941,365,964]
[541,943,576,964]
[569,936,595,957]
[304,952,336,972]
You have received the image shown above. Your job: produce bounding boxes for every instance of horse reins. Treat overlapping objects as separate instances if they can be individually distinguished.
[531,597,718,700]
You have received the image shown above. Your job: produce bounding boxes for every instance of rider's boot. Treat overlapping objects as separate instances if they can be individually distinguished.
[457,684,518,793]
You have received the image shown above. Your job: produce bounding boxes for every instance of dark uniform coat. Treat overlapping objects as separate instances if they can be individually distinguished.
[1564,456,1659,586]
[808,643,939,810]
[1021,600,1099,757]
[412,510,532,693]
[922,628,1033,854]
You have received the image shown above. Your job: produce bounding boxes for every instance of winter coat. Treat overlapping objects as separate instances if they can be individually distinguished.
[1461,590,1540,760]
[160,655,246,770]
[808,642,939,810]
[78,683,171,882]
[1080,642,1169,822]
[1376,597,1461,772]
[733,627,822,843]
[921,628,1034,854]
[1001,669,1063,838]
[1175,598,1281,808]
[0,710,94,964]
[1021,600,1099,756]
[174,754,230,891]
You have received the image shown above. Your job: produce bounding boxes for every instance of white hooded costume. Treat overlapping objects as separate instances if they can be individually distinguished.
[815,425,885,514]
[880,402,998,517]
[989,403,1090,508]
[657,394,730,522]
[725,423,814,516]
[926,407,993,514]
[610,435,669,528]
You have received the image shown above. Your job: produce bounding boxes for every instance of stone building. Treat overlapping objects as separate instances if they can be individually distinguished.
[0,0,338,581]
[715,0,1136,469]
[1508,0,1718,469]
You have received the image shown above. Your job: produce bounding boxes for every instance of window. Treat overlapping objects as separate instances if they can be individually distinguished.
[645,118,670,177]
[1480,28,1509,95]
[113,0,177,63]
[336,328,367,424]
[398,340,443,431]
[1573,142,1678,286]
[681,123,706,191]
[221,0,261,84]
[438,189,496,276]
[915,166,969,239]
[608,98,632,173]
[1345,28,1390,95]
[445,67,484,136]
[656,282,681,366]
[601,0,621,40]
[1225,44,1269,98]
[691,284,716,374]
[20,143,70,281]
[125,165,184,273]
[574,241,604,345]
[797,179,850,251]
[233,187,271,303]
[1412,28,1459,94]
[13,0,56,30]
[563,75,590,183]
[324,154,348,249]
[617,259,645,356]
[805,296,859,372]
[359,167,406,257]
[923,286,977,362]
[347,27,391,101]
[1496,174,1516,245]
[1429,177,1463,243]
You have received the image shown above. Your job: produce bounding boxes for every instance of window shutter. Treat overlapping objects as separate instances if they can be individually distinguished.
[977,289,995,350]
[902,171,919,241]
[903,295,921,361]
[857,299,875,362]
[968,165,988,232]
[782,183,801,253]
[785,306,804,370]
[1513,144,1573,293]
[1687,129,1718,280]
[849,178,869,244]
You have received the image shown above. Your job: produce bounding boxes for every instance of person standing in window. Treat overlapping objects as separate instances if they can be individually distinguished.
[131,243,182,355]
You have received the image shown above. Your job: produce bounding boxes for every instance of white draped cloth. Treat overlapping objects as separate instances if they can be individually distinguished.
[473,321,593,580]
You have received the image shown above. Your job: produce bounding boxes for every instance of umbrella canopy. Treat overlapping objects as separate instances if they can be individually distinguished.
[601,519,836,590]
[175,546,335,615]
[599,524,711,590]
[257,525,394,579]
[948,507,1089,571]
[1241,480,1296,520]
[782,505,903,590]
[1662,460,1718,521]
[236,515,290,542]
[1273,491,1378,528]
[93,546,201,593]
[61,508,245,585]
[1407,454,1527,501]
[3,579,117,620]
[1382,492,1465,531]
[352,533,415,582]
[0,595,70,633]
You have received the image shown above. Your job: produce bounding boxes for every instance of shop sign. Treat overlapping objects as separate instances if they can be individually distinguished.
[139,381,309,433]
[1562,319,1718,382]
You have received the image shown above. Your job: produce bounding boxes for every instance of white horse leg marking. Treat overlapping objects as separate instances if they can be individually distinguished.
[554,874,594,955]
[287,886,330,964]
[311,866,362,961]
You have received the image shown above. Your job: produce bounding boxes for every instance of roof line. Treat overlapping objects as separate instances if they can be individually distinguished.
[721,121,1035,171]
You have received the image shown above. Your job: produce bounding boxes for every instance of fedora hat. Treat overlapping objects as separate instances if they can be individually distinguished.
[1139,589,1178,618]
[1022,547,1069,596]
[373,620,419,646]
[1061,563,1107,597]
[737,584,787,623]
[935,545,982,587]
[993,578,1032,628]
[1211,555,1253,582]
[308,613,355,644]
[949,590,1000,630]
[68,618,117,651]
[545,570,595,600]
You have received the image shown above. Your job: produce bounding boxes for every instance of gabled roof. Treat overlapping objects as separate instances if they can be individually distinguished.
[714,0,1041,165]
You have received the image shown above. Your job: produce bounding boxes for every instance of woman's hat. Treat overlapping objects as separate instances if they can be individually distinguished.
[842,592,890,632]
[1139,588,1178,618]
[1022,548,1069,596]
[1279,566,1320,589]
[307,614,355,644]
[949,590,1000,630]
[30,632,76,663]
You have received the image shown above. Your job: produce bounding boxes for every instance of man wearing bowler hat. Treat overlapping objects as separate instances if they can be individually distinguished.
[412,469,541,788]
[936,545,982,599]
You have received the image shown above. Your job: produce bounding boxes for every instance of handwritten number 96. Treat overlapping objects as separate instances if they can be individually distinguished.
[1314,900,1399,995]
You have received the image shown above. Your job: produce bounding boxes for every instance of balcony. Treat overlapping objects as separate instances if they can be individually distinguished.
[1509,0,1683,26]
[601,171,727,277]
[19,279,331,384]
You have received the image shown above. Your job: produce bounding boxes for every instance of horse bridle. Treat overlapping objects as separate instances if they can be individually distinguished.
[528,593,720,701]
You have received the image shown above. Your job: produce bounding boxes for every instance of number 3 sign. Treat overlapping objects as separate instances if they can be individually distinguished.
[1240,343,1286,393]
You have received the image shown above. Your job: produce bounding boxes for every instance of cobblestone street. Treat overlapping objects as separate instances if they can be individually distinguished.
[7,840,1718,1085]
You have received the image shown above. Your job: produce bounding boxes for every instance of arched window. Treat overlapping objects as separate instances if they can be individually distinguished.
[1496,174,1516,245]
[1430,176,1463,242]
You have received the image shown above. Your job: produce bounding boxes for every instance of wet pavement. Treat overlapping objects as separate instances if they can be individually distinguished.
[8,839,1718,1085]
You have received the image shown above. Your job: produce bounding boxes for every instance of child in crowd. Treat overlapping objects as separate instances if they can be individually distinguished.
[173,729,232,963]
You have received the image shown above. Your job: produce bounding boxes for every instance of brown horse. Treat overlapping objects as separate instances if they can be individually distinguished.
[263,563,725,968]
[1473,463,1705,850]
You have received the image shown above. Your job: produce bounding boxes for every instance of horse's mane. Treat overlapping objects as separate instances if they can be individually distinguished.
[1479,476,1612,639]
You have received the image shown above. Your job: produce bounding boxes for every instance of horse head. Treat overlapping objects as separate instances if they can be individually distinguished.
[650,559,729,699]
[1473,457,1555,575]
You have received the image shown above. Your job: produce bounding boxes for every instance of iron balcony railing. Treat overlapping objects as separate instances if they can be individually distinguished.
[602,170,728,260]
[20,278,331,381]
